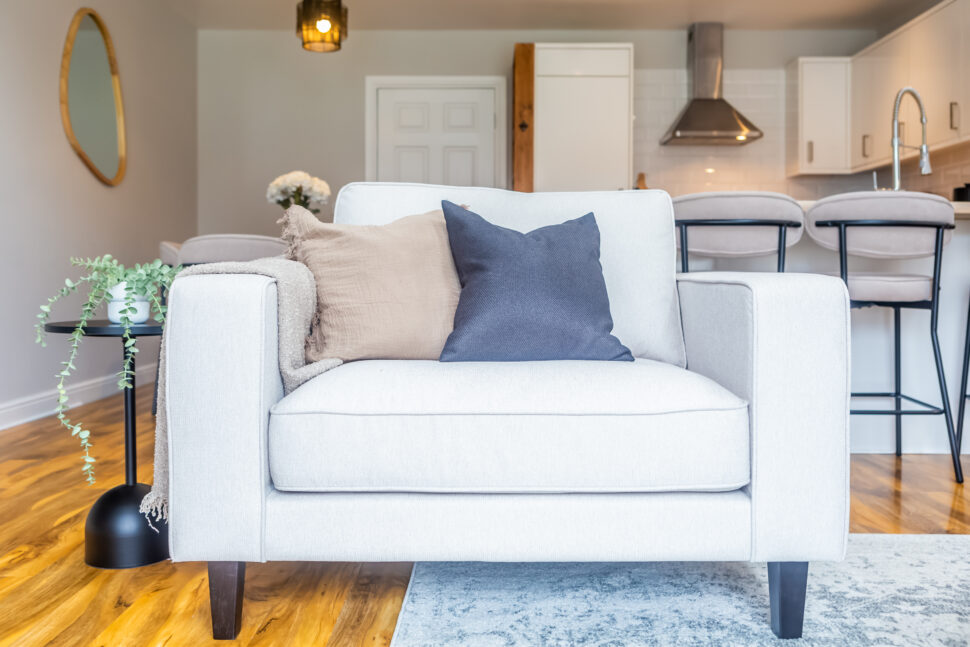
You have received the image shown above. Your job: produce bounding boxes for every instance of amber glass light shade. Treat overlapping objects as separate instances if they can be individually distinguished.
[297,0,348,52]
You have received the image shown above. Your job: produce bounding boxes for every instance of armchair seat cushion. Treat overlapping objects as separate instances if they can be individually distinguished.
[268,359,749,494]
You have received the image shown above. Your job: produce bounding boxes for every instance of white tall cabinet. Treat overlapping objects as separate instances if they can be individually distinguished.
[513,43,634,192]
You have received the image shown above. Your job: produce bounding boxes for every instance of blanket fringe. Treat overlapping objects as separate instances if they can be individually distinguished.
[139,490,167,533]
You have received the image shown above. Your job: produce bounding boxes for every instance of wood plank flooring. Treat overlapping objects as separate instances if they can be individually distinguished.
[0,384,968,645]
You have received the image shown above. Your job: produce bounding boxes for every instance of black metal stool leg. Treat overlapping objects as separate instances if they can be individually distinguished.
[894,307,902,456]
[930,323,964,483]
[957,293,970,453]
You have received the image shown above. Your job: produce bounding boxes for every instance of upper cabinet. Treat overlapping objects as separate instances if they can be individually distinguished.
[852,32,910,169]
[513,43,634,192]
[786,58,850,175]
[907,0,964,147]
[961,0,970,138]
[790,0,969,175]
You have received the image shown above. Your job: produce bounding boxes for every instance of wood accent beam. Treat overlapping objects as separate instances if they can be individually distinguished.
[513,43,535,192]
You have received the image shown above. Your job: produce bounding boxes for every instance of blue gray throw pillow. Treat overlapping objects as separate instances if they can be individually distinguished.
[439,201,633,362]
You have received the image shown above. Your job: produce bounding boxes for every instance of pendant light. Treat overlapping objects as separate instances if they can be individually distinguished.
[296,0,347,52]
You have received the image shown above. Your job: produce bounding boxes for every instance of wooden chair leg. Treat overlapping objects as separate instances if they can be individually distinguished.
[768,561,808,639]
[208,561,245,640]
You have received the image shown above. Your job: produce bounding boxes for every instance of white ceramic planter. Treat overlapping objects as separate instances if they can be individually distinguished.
[107,282,150,324]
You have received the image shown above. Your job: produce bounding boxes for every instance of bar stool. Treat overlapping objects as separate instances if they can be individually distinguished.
[805,191,962,482]
[672,192,804,273]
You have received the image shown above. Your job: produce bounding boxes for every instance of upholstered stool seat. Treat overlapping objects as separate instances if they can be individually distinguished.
[827,272,933,303]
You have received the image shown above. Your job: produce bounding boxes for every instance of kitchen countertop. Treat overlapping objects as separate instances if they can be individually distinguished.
[797,200,970,218]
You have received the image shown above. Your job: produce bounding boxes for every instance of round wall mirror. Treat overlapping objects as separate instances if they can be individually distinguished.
[60,8,126,186]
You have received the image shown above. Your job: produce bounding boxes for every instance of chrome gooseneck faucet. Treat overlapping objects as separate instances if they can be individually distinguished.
[891,86,932,191]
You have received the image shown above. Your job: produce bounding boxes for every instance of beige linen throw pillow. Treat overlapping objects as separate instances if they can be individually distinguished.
[280,205,460,362]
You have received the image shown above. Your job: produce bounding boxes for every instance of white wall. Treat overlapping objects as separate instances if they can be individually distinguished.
[197,28,874,234]
[0,1,197,427]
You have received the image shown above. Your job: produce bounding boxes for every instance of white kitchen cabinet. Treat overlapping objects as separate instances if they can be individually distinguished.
[513,43,634,192]
[849,53,874,169]
[962,0,970,138]
[786,58,851,175]
[852,32,910,169]
[907,0,964,147]
[792,0,970,177]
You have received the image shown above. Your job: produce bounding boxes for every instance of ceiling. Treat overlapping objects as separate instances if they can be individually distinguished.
[166,0,940,32]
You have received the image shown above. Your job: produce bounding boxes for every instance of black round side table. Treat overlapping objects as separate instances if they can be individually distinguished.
[44,319,169,569]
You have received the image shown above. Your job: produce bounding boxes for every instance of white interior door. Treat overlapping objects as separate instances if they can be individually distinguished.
[376,87,495,186]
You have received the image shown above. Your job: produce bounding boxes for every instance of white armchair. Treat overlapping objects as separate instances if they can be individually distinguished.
[163,183,850,640]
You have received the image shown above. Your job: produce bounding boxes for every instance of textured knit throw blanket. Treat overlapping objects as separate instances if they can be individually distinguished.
[139,257,342,524]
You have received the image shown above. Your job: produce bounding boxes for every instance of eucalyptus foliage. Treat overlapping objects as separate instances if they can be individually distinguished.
[35,256,180,484]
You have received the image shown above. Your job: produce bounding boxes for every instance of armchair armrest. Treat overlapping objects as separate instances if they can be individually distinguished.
[165,274,284,562]
[677,272,851,562]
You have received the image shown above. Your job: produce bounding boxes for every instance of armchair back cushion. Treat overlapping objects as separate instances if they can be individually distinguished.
[335,183,684,366]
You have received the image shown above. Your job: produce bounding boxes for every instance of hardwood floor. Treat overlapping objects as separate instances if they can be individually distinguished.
[0,384,967,645]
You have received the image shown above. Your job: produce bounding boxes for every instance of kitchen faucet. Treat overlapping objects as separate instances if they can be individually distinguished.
[890,86,932,191]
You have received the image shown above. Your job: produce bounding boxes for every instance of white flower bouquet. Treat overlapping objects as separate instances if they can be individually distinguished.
[266,171,331,214]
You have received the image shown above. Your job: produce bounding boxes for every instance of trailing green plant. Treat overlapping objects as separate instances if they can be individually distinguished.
[35,255,181,484]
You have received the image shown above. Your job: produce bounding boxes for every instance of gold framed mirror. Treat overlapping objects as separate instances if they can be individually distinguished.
[59,8,127,186]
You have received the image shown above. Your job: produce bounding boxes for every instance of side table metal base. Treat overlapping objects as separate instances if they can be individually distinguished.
[85,483,169,569]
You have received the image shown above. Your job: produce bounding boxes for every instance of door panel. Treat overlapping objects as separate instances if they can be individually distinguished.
[394,147,430,183]
[377,88,495,187]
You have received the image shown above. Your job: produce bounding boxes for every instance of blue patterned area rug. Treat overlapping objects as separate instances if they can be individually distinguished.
[390,534,970,646]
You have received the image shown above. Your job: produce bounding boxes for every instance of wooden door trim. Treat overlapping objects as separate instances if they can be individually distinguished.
[364,76,508,188]
[513,43,535,192]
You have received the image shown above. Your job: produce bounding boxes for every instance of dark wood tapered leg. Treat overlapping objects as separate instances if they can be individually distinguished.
[768,561,808,639]
[208,561,245,640]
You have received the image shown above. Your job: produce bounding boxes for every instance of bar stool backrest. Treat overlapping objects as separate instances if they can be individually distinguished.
[672,192,804,258]
[159,234,287,266]
[805,191,953,259]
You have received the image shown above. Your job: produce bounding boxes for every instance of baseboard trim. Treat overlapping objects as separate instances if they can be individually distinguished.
[0,362,157,431]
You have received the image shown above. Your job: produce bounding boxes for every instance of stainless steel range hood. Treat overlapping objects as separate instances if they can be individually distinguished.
[661,23,762,146]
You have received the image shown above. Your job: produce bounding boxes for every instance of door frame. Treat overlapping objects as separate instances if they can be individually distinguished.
[364,75,508,188]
